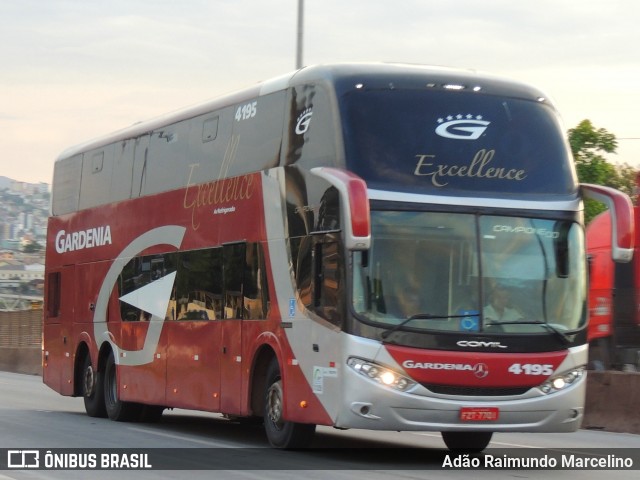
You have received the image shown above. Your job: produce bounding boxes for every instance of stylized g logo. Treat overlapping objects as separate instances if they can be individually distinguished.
[93,226,186,366]
[295,110,313,135]
[436,118,490,140]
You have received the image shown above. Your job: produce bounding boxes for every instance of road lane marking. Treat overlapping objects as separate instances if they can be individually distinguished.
[127,426,248,448]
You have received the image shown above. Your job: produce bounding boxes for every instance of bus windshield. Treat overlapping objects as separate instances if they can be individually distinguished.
[340,89,576,197]
[352,211,587,335]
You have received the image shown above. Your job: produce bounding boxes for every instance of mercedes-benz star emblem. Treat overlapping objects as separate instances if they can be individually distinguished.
[473,363,489,379]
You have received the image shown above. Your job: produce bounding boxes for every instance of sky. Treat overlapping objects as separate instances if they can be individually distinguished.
[1,0,639,184]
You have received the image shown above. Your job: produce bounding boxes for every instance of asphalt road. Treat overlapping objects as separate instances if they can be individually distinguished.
[0,371,638,479]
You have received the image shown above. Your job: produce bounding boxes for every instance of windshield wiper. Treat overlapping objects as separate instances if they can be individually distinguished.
[486,320,570,345]
[381,313,462,340]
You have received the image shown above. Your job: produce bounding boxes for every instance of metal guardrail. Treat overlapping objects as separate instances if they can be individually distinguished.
[0,294,43,312]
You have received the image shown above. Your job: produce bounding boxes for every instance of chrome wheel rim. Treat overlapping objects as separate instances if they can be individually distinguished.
[83,364,94,397]
[266,380,284,430]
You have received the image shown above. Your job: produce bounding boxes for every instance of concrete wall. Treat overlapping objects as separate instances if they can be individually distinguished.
[0,309,42,375]
[583,371,640,434]
[0,347,41,375]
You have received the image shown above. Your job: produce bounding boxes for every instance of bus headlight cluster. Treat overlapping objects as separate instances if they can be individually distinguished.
[347,357,416,392]
[538,366,585,394]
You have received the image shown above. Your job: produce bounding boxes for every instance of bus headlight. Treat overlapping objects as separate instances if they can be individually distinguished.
[538,366,585,394]
[347,357,417,392]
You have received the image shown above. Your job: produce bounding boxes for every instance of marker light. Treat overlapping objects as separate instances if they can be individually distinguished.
[347,357,416,392]
[539,366,585,395]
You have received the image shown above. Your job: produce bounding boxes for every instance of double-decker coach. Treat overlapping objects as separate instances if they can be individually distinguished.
[44,63,634,451]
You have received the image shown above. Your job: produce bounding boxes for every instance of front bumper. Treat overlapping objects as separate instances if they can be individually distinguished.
[335,364,585,433]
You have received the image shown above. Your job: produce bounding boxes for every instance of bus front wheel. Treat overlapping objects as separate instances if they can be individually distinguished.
[263,359,315,448]
[441,431,493,453]
[104,351,142,422]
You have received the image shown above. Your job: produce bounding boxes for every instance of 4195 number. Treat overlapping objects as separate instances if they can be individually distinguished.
[508,363,554,375]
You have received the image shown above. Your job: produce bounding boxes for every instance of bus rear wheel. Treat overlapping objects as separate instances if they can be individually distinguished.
[82,354,107,418]
[441,431,493,453]
[103,351,142,422]
[263,359,315,448]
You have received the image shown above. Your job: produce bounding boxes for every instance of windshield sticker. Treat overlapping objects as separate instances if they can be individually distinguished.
[313,366,324,394]
[492,225,559,238]
[435,114,490,140]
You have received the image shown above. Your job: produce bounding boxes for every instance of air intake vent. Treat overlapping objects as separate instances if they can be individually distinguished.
[423,384,530,397]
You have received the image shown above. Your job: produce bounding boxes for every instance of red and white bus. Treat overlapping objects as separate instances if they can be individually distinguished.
[43,63,634,452]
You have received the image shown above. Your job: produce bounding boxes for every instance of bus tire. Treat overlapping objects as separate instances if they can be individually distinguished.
[81,354,107,418]
[103,351,142,422]
[263,359,315,449]
[441,431,493,453]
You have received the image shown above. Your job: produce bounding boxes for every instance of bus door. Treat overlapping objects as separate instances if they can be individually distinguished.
[219,242,246,415]
[116,253,170,406]
[165,248,223,412]
[43,265,75,395]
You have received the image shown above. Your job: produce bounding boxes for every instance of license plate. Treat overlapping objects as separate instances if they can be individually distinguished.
[460,407,499,421]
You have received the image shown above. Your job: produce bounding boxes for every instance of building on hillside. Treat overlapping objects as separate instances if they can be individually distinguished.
[0,263,44,289]
[0,250,15,261]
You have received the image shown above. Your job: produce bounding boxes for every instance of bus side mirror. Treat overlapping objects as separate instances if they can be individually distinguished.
[311,167,371,250]
[581,183,634,263]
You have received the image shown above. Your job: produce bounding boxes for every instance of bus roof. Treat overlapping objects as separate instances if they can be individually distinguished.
[55,63,551,163]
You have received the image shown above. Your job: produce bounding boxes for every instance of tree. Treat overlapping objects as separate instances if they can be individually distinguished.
[568,119,636,223]
[22,242,43,253]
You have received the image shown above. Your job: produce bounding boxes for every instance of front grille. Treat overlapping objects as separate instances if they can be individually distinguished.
[422,384,531,396]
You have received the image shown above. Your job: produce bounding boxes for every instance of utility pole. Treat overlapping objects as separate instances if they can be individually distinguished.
[296,0,304,69]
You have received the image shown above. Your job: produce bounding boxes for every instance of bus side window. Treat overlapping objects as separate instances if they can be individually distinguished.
[243,243,270,319]
[46,272,61,319]
[224,243,246,319]
[283,84,338,168]
[176,248,222,321]
[291,236,313,308]
[118,253,178,322]
[313,239,344,327]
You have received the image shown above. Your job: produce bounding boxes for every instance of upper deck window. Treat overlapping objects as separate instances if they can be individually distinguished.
[340,89,576,197]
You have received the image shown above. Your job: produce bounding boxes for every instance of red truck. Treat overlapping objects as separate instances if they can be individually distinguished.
[587,175,640,370]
